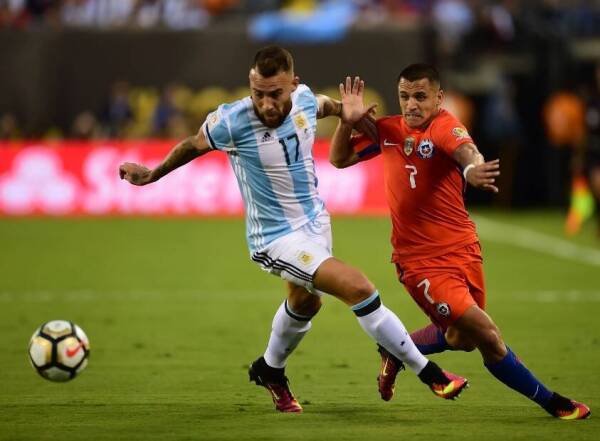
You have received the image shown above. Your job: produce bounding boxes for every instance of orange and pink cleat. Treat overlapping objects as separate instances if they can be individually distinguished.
[377,344,468,401]
[249,357,303,413]
[544,393,591,420]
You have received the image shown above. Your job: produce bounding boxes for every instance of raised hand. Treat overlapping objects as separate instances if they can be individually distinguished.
[465,159,500,193]
[119,162,154,186]
[339,76,376,125]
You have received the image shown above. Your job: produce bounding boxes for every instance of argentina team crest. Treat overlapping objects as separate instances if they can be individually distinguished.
[417,139,435,159]
[298,251,314,265]
[404,136,415,156]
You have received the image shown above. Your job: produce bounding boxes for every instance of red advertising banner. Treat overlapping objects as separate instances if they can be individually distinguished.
[0,140,388,216]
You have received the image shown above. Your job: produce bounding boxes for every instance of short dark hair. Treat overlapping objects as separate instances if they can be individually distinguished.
[252,46,294,77]
[397,63,441,87]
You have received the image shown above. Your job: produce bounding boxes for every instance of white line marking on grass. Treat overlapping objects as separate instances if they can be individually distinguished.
[474,215,600,267]
[0,290,165,303]
[510,290,600,303]
[0,290,279,302]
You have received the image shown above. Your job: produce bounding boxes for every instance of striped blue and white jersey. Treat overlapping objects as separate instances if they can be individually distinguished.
[201,84,329,254]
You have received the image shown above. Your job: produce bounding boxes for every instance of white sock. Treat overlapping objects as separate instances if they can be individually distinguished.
[263,300,313,369]
[353,292,428,373]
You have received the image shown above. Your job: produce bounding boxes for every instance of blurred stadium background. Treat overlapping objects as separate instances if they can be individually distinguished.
[1,1,600,440]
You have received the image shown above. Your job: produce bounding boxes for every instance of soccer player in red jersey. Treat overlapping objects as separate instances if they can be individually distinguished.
[329,66,590,420]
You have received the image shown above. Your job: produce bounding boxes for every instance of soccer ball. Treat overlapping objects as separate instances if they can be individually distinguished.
[28,320,90,382]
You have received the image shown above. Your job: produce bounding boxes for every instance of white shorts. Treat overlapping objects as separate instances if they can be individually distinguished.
[251,212,332,293]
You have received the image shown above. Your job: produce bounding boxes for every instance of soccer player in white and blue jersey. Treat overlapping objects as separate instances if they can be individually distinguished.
[119,46,468,413]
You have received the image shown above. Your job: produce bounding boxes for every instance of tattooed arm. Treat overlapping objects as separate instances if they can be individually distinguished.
[119,131,212,186]
[316,94,342,119]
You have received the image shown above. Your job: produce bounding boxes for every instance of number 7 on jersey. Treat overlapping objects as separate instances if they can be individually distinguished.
[405,165,417,189]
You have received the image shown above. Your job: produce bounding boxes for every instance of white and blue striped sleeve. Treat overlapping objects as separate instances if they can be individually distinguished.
[295,84,318,115]
[201,106,232,151]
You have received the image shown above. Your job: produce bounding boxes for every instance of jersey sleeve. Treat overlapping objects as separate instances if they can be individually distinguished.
[432,113,473,156]
[295,84,319,111]
[201,105,232,151]
[350,133,381,162]
[294,84,319,127]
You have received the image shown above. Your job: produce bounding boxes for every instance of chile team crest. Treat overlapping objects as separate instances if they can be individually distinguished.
[436,302,451,317]
[417,139,435,159]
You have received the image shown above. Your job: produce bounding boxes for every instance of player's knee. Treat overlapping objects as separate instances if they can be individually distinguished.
[459,343,477,352]
[294,294,322,316]
[476,325,503,352]
[451,339,477,352]
[446,331,477,352]
[288,289,322,316]
[347,276,376,304]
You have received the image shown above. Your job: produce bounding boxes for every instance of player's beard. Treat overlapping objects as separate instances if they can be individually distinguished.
[253,101,292,128]
[259,112,285,128]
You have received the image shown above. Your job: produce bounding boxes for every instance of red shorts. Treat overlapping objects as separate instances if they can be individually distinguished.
[395,243,485,331]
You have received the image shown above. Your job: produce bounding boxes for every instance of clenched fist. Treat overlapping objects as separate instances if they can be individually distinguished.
[119,162,154,186]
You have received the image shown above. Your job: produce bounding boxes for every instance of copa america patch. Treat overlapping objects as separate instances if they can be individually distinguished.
[404,136,415,156]
[436,302,451,317]
[417,139,435,159]
[452,127,470,140]
[294,113,308,129]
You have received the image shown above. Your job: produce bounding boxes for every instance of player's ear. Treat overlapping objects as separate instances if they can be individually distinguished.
[291,75,300,91]
[248,68,258,87]
[437,88,444,107]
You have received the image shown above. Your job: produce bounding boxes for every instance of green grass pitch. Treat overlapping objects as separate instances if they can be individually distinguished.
[1,211,599,440]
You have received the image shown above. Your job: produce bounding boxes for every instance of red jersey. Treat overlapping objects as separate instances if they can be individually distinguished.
[353,109,479,263]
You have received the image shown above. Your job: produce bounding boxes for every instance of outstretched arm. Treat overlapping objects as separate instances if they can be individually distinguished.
[316,94,342,119]
[330,76,378,169]
[453,143,500,193]
[330,120,360,168]
[119,130,212,186]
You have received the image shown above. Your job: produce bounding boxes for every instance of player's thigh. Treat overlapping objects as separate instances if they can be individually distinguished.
[450,306,506,361]
[401,269,477,331]
[451,305,498,337]
[313,257,375,306]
